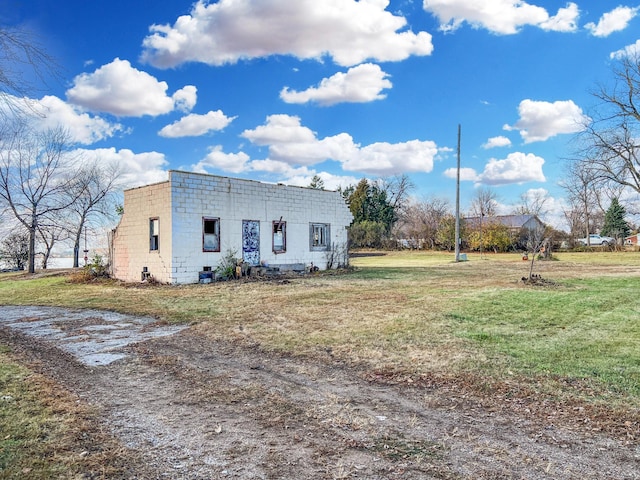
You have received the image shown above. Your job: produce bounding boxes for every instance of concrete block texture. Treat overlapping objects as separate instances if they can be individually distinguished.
[111,171,353,284]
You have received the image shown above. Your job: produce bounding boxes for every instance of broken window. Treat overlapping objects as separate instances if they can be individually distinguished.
[310,223,330,251]
[203,217,220,252]
[150,218,159,251]
[272,220,286,253]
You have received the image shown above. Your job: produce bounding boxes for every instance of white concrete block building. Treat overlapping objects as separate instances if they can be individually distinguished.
[111,171,353,284]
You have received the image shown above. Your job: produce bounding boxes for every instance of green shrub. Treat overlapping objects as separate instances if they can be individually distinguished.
[215,249,239,280]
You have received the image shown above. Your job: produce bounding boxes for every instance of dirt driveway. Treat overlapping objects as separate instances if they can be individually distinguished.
[1,306,638,479]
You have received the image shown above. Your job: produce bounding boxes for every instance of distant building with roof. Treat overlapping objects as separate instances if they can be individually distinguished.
[625,233,640,246]
[463,214,547,251]
[464,214,545,234]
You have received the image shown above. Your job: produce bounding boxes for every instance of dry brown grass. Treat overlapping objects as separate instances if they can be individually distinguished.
[2,250,640,396]
[5,250,638,377]
[191,254,568,366]
[2,251,639,477]
[0,348,138,478]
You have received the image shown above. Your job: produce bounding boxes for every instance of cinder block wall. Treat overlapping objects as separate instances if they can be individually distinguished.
[170,171,352,284]
[111,180,173,283]
[111,171,353,284]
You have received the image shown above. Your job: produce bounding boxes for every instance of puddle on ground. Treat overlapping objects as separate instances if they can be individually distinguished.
[0,306,188,366]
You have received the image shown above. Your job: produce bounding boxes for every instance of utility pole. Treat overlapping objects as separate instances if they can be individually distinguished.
[455,124,461,262]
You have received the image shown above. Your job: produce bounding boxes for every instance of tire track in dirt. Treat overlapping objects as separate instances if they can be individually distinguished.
[1,306,638,479]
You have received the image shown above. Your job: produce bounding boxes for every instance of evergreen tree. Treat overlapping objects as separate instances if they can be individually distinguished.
[344,178,398,248]
[308,174,325,190]
[347,179,370,223]
[347,179,395,232]
[601,198,630,242]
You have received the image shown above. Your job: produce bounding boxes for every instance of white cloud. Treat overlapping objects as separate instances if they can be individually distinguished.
[248,159,313,177]
[520,187,548,203]
[192,146,251,174]
[159,110,236,138]
[478,152,546,185]
[194,155,358,191]
[343,140,438,175]
[504,99,588,143]
[280,63,392,106]
[610,39,640,59]
[423,0,579,34]
[517,188,569,228]
[172,86,198,113]
[482,135,512,149]
[4,95,122,145]
[72,147,169,188]
[240,114,437,176]
[241,114,356,166]
[66,58,197,117]
[443,166,479,181]
[241,114,318,146]
[194,151,361,191]
[586,6,639,37]
[141,0,433,68]
[285,172,361,191]
[540,3,580,32]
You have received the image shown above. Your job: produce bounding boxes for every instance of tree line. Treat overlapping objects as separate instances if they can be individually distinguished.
[0,121,120,272]
[562,51,640,243]
[326,178,633,253]
[0,27,119,272]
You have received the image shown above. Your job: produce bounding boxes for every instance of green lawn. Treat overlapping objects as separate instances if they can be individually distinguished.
[1,251,639,406]
[446,277,640,394]
[1,251,639,475]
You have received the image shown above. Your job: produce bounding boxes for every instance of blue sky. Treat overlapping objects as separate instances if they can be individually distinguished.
[3,0,640,229]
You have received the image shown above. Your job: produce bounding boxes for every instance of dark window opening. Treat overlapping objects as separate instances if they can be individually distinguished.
[272,220,286,253]
[150,218,159,251]
[203,217,220,252]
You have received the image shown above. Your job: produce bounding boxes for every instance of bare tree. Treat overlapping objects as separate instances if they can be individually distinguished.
[510,189,554,259]
[0,196,7,226]
[577,52,640,195]
[66,160,121,267]
[379,174,414,218]
[468,187,498,256]
[0,228,29,270]
[37,217,70,269]
[562,205,586,240]
[0,123,83,273]
[469,187,498,218]
[396,197,451,249]
[524,223,549,282]
[560,161,602,244]
[513,189,550,218]
[0,26,60,118]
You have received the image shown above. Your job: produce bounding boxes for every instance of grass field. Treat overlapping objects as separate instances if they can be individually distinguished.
[1,251,639,398]
[1,250,639,475]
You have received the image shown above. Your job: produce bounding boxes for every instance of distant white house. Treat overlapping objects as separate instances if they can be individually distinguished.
[110,171,353,284]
